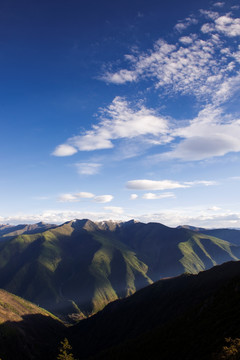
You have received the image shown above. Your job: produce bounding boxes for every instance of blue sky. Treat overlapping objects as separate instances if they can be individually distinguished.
[1,0,240,228]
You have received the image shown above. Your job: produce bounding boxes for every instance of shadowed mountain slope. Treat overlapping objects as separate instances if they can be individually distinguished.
[0,289,65,360]
[0,219,240,319]
[70,260,240,360]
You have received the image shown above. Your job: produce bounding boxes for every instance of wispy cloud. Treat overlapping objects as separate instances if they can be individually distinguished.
[101,7,240,105]
[130,194,138,200]
[213,2,225,8]
[208,206,221,211]
[126,179,217,190]
[136,210,240,228]
[52,144,77,157]
[52,97,170,155]
[94,195,114,203]
[142,192,175,200]
[104,206,124,214]
[202,14,240,37]
[75,162,102,175]
[52,4,240,165]
[58,192,95,202]
[126,179,188,191]
[58,192,113,203]
[174,16,198,32]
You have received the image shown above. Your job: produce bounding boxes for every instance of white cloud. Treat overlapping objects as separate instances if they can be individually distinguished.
[0,211,128,225]
[215,15,240,36]
[58,194,78,202]
[52,144,77,157]
[57,192,95,202]
[174,17,198,32]
[127,179,217,190]
[102,36,235,101]
[208,206,221,211]
[104,206,124,214]
[101,8,240,106]
[58,192,114,203]
[200,10,219,20]
[76,192,95,198]
[200,12,240,37]
[126,179,189,191]
[162,105,240,161]
[179,35,195,44]
[52,5,240,165]
[3,208,240,229]
[52,97,169,155]
[142,192,175,200]
[184,180,217,186]
[136,210,240,228]
[130,194,138,200]
[94,195,114,203]
[213,2,225,8]
[75,162,102,175]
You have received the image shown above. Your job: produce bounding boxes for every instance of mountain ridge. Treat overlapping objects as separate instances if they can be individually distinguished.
[0,219,240,320]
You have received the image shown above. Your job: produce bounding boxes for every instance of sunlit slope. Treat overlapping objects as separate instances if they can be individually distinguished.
[0,219,239,319]
[0,219,152,318]
[115,221,240,279]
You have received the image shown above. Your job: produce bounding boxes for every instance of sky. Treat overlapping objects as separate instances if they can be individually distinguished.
[1,0,240,228]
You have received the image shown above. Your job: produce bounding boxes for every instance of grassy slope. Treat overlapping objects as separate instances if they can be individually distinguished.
[0,220,152,318]
[116,221,240,279]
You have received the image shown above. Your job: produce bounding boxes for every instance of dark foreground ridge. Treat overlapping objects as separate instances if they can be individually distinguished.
[70,260,240,360]
[0,289,65,360]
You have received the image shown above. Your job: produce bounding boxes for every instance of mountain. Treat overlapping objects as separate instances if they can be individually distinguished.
[178,225,240,246]
[70,260,240,360]
[0,219,152,320]
[0,222,56,240]
[200,228,240,246]
[0,218,240,320]
[0,289,65,360]
[113,220,240,279]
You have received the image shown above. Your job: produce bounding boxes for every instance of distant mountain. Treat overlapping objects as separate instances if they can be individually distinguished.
[0,218,240,319]
[0,222,56,239]
[200,228,240,246]
[70,260,240,360]
[0,289,65,360]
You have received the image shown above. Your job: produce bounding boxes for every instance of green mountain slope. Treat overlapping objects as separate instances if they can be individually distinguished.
[0,219,152,319]
[115,221,240,279]
[0,218,239,319]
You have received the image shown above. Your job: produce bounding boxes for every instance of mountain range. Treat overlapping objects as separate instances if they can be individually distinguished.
[0,219,240,321]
